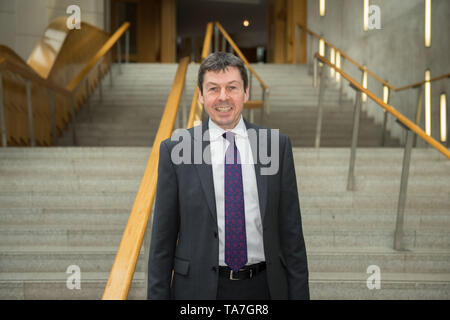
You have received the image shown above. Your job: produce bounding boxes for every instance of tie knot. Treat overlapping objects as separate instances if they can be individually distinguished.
[222,131,236,144]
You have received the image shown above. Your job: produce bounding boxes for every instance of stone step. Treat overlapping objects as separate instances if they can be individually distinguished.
[309,272,450,299]
[0,272,146,300]
[0,247,448,275]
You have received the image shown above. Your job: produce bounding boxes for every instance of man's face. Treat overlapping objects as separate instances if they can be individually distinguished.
[198,66,249,130]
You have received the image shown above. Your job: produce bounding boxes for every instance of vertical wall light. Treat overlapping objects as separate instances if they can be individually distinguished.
[424,70,431,136]
[363,0,370,31]
[362,68,368,102]
[335,51,341,82]
[320,0,326,17]
[383,85,390,104]
[425,0,431,47]
[319,38,325,57]
[330,47,335,77]
[440,93,447,142]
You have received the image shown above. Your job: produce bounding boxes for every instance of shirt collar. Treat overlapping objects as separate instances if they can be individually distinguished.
[208,115,247,141]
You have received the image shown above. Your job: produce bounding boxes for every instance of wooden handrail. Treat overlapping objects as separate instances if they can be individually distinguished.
[215,21,268,91]
[186,22,215,129]
[298,24,395,90]
[395,73,450,92]
[315,53,450,159]
[0,57,70,96]
[66,22,130,92]
[102,56,190,300]
[201,22,214,60]
[299,24,449,93]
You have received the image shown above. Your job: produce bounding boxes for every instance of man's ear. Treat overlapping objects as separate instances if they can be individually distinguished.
[198,87,204,104]
[244,85,250,103]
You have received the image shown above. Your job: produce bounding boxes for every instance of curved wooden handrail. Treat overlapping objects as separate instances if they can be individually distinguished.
[66,22,130,92]
[215,21,268,91]
[299,24,449,93]
[102,56,190,300]
[0,57,70,96]
[315,53,450,159]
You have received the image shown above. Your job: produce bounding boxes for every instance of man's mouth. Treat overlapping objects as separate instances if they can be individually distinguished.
[216,106,232,112]
[214,103,233,113]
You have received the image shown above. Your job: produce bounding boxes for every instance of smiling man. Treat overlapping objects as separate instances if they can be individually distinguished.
[147,52,309,300]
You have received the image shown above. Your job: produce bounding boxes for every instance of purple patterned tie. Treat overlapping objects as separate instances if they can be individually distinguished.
[223,131,247,272]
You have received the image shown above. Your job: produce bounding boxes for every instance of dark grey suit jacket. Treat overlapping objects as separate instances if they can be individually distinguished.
[147,118,309,299]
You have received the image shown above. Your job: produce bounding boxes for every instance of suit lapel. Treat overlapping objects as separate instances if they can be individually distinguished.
[244,118,268,224]
[194,120,218,224]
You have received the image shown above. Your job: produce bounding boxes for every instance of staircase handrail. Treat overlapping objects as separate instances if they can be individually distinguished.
[297,24,449,92]
[187,22,214,128]
[315,52,449,159]
[66,22,130,92]
[102,56,190,300]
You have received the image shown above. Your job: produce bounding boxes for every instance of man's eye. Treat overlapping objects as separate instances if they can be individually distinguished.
[209,87,218,92]
[228,86,236,90]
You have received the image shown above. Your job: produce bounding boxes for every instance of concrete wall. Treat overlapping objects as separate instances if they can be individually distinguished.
[0,0,105,61]
[307,0,449,146]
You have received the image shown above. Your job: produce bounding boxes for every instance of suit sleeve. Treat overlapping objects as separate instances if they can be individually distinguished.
[278,135,310,300]
[147,140,180,300]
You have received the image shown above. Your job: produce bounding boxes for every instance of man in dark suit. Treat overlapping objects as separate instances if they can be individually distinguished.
[147,52,309,300]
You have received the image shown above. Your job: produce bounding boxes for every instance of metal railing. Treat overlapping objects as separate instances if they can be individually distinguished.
[297,24,449,148]
[314,53,449,251]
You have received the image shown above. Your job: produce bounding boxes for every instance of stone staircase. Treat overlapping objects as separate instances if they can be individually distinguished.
[1,63,448,299]
[250,64,401,147]
[56,63,199,147]
[0,146,448,299]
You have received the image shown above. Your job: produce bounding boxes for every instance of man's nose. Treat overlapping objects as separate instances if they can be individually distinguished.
[218,87,228,100]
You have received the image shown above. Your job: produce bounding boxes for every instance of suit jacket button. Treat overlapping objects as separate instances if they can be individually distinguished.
[213,232,218,238]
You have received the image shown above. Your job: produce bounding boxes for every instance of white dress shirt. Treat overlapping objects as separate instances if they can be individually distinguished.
[208,116,266,266]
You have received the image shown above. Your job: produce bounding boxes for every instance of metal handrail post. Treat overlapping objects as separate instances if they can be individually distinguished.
[263,88,270,115]
[313,56,318,88]
[117,38,122,74]
[338,58,345,106]
[25,80,36,147]
[248,68,253,100]
[381,88,390,146]
[315,64,326,148]
[347,86,362,191]
[214,24,219,53]
[85,79,92,122]
[394,125,414,250]
[109,51,114,87]
[98,65,103,102]
[0,72,7,147]
[49,89,57,145]
[125,30,130,63]
[221,33,226,52]
[70,95,77,145]
[413,85,424,147]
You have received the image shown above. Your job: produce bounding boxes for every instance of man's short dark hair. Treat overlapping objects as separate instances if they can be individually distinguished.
[197,52,248,94]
